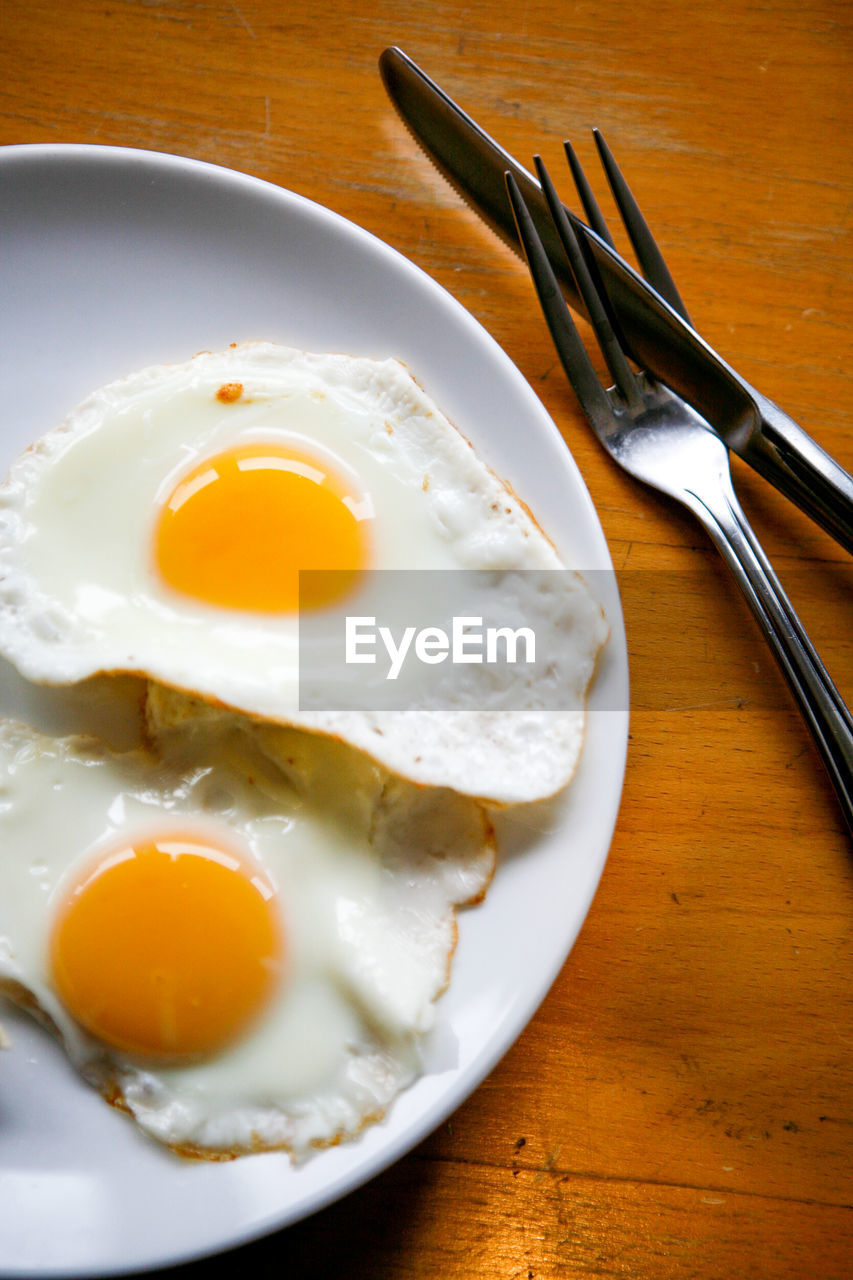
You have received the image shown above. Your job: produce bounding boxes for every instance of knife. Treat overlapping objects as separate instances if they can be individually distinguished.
[379,46,853,553]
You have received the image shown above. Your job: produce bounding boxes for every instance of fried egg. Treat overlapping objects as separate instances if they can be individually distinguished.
[0,710,494,1159]
[0,343,607,804]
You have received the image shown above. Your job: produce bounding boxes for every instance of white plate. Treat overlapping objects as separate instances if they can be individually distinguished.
[0,144,628,1277]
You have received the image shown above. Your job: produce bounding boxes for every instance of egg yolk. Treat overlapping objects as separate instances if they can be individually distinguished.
[154,443,368,612]
[49,836,284,1061]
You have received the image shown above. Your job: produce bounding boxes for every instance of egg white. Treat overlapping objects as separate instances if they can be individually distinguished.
[0,343,607,804]
[0,710,494,1159]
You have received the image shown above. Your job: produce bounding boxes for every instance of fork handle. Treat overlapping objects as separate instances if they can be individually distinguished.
[686,477,853,838]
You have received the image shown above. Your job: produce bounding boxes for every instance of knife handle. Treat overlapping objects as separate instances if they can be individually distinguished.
[741,394,853,554]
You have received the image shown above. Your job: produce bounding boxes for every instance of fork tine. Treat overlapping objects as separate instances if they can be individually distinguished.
[533,154,645,415]
[592,129,691,322]
[504,170,614,430]
[563,139,614,249]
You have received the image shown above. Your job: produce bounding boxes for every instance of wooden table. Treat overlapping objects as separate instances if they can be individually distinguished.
[4,2,851,1276]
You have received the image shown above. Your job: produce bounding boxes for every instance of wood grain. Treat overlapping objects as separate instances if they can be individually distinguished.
[3,1,852,1276]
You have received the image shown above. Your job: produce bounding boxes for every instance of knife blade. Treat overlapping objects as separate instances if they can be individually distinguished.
[379,46,853,553]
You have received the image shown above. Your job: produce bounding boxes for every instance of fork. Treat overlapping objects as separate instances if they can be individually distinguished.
[505,158,853,838]
[557,130,853,554]
[563,129,690,324]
